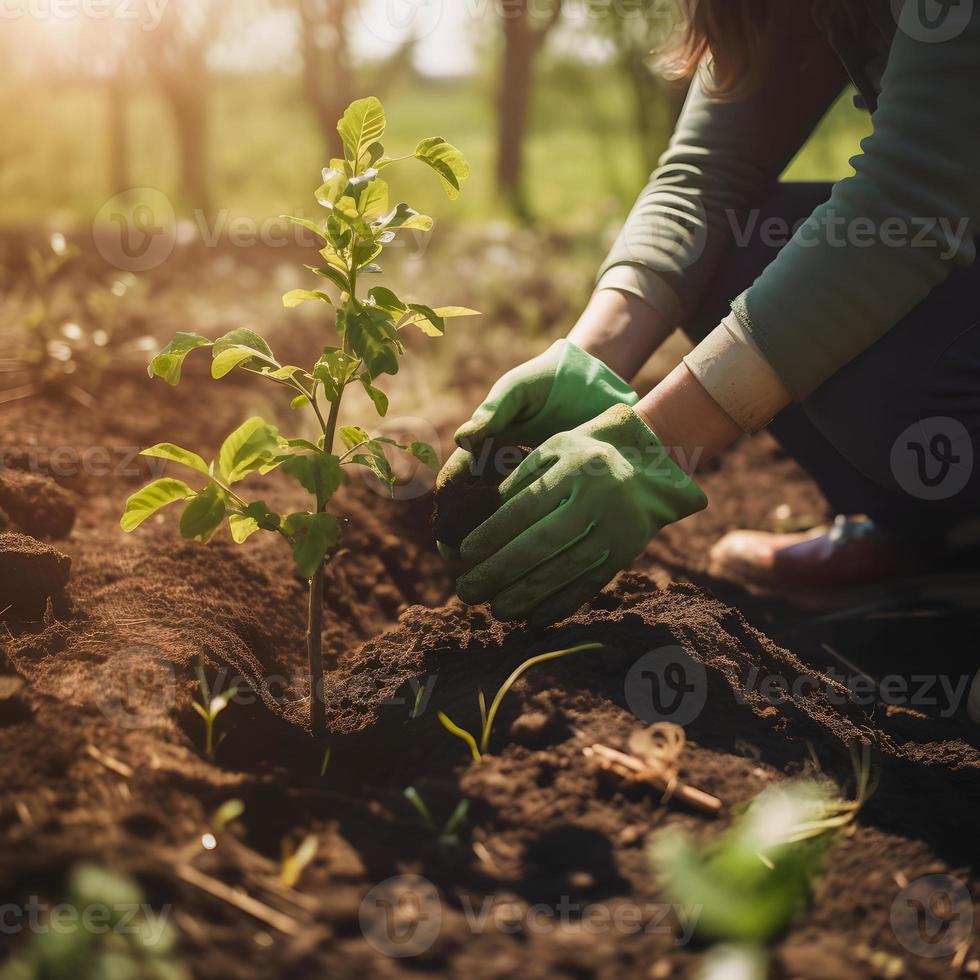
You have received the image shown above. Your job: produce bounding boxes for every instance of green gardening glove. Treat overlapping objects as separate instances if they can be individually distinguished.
[436,339,638,558]
[455,404,707,628]
[453,338,639,449]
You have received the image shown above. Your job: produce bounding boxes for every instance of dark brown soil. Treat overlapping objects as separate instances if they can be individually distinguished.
[0,240,977,980]
[0,469,77,539]
[0,531,71,616]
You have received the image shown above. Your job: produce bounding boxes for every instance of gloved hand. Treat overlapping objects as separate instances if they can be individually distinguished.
[455,404,707,628]
[436,339,638,558]
[453,338,639,449]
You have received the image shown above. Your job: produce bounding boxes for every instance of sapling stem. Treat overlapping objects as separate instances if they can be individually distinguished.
[307,391,344,738]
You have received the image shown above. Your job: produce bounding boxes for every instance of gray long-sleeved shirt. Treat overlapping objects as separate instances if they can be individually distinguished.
[597,0,980,400]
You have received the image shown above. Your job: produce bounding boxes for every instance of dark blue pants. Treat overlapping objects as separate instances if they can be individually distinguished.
[685,183,980,552]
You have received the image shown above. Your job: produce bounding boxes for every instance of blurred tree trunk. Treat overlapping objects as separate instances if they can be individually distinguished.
[294,0,416,163]
[105,72,130,197]
[297,0,352,161]
[143,1,226,216]
[496,0,563,220]
[167,81,211,216]
[600,5,689,175]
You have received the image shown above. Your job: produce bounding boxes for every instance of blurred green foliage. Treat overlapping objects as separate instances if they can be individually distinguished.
[0,65,870,229]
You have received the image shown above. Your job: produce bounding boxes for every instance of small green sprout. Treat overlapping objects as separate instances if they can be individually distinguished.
[280,834,319,888]
[438,642,603,759]
[651,743,874,946]
[210,798,246,834]
[121,97,478,739]
[193,662,238,761]
[319,744,332,778]
[404,787,470,847]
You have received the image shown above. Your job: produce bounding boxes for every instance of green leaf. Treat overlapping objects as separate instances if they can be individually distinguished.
[139,443,210,476]
[315,168,348,208]
[352,239,383,270]
[228,513,260,543]
[414,137,470,199]
[339,425,371,450]
[283,289,333,309]
[283,512,341,579]
[398,305,479,335]
[344,308,401,379]
[326,215,352,250]
[306,263,350,294]
[410,441,439,471]
[120,478,193,532]
[211,329,278,377]
[403,303,445,337]
[229,501,281,543]
[212,328,274,361]
[179,484,226,543]
[367,286,407,316]
[353,451,395,494]
[280,214,326,242]
[312,346,360,401]
[360,376,389,416]
[149,333,212,386]
[264,365,307,381]
[317,246,348,272]
[432,306,481,319]
[281,453,344,503]
[211,345,273,379]
[375,203,434,232]
[338,97,386,169]
[358,178,389,221]
[290,394,310,410]
[218,417,280,484]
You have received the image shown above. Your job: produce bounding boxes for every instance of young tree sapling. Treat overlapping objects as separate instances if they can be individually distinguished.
[121,97,477,738]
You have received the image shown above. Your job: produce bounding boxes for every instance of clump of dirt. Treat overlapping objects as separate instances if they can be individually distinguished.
[433,439,528,549]
[0,470,77,540]
[0,532,71,616]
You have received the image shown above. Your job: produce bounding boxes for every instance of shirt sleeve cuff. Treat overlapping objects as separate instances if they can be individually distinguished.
[594,264,684,327]
[682,312,792,434]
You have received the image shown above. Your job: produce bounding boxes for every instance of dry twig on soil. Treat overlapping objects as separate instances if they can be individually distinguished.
[583,723,722,815]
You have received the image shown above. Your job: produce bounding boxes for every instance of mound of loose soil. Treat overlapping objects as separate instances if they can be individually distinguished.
[0,470,77,539]
[0,532,71,616]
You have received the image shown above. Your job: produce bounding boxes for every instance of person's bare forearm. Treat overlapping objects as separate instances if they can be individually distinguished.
[568,289,674,383]
[636,362,745,475]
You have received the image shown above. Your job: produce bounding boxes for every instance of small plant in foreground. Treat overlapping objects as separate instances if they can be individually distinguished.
[0,863,186,980]
[651,743,874,946]
[404,787,470,847]
[120,97,477,737]
[280,834,319,888]
[438,642,603,759]
[193,662,238,761]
